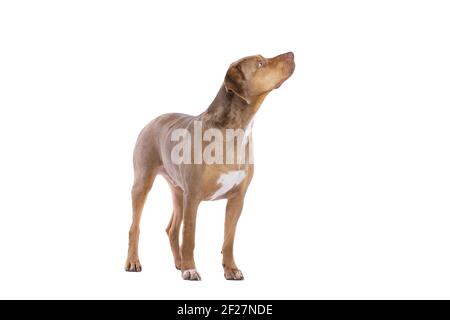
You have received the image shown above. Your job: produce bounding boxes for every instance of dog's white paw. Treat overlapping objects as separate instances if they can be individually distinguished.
[182,269,201,281]
[224,269,244,280]
[125,258,142,272]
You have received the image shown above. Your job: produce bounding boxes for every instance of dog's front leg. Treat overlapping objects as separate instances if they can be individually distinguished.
[180,195,201,280]
[222,195,245,280]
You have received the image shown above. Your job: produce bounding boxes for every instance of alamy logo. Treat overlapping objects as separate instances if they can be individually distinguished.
[170,120,254,165]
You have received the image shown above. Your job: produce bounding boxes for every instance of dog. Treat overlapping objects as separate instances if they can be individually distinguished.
[125,52,295,280]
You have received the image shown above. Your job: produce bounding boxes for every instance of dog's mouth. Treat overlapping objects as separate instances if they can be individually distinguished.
[274,64,295,89]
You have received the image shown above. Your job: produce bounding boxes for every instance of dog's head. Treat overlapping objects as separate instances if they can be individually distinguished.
[224,52,295,103]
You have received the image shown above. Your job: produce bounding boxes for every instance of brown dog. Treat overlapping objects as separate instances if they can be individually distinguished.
[125,52,295,280]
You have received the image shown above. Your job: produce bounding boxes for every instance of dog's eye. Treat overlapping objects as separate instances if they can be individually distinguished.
[257,62,264,68]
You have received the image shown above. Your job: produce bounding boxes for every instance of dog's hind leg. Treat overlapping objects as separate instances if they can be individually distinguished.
[165,185,183,270]
[125,166,157,272]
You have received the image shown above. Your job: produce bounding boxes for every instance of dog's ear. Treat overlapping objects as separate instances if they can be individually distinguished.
[224,64,250,104]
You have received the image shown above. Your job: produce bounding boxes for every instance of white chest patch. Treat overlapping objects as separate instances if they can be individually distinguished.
[209,170,246,200]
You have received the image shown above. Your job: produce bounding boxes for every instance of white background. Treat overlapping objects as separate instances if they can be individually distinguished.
[0,0,449,299]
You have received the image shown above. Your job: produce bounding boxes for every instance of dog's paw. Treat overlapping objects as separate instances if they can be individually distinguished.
[182,269,201,281]
[125,258,142,272]
[224,268,244,280]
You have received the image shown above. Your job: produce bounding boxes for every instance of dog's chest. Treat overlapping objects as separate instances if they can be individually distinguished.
[208,170,246,200]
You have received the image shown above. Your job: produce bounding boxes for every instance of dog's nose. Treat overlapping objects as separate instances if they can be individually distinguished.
[284,52,294,60]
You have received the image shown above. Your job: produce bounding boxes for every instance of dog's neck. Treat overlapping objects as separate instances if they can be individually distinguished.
[202,84,268,129]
